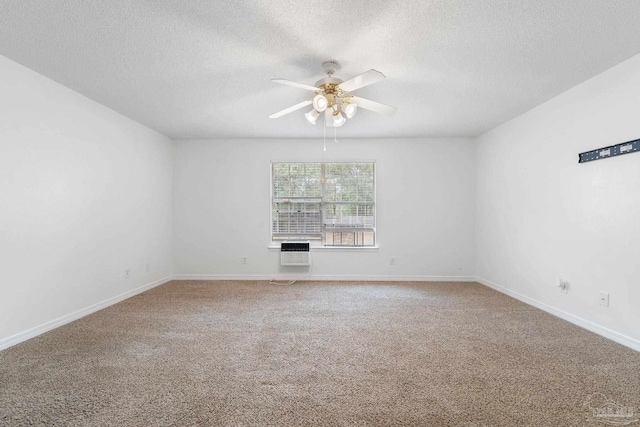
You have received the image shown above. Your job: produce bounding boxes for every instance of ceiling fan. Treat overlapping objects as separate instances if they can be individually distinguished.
[269,61,397,127]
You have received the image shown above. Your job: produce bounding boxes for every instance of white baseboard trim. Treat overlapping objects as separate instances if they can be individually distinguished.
[0,275,173,352]
[476,276,640,353]
[171,274,476,282]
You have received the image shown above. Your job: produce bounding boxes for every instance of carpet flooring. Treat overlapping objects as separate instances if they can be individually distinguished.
[0,280,639,426]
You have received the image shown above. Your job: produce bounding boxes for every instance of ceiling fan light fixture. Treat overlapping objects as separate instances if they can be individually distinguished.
[312,94,328,112]
[305,109,320,124]
[343,103,357,119]
[332,111,346,127]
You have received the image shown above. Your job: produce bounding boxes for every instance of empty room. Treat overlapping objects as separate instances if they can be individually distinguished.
[1,1,639,426]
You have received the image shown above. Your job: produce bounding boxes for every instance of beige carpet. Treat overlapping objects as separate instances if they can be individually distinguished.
[1,280,639,426]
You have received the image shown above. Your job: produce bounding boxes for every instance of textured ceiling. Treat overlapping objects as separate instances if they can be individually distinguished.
[2,0,640,139]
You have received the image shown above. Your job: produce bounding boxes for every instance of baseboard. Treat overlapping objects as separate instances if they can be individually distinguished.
[0,275,173,352]
[171,274,476,282]
[476,276,640,353]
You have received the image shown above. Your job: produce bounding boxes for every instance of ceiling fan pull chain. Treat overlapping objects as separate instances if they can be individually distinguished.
[323,117,327,152]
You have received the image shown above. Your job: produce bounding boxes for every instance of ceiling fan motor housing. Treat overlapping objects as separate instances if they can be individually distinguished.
[314,76,344,89]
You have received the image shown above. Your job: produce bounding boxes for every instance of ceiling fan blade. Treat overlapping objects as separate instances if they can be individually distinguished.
[350,96,397,116]
[338,69,386,92]
[269,99,313,119]
[272,78,321,92]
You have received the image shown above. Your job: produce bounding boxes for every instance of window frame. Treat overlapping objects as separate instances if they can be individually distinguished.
[270,161,376,247]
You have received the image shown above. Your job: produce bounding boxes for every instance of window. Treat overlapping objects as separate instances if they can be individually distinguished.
[271,162,375,247]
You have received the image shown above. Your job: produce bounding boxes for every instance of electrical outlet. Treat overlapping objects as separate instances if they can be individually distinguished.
[599,292,609,307]
[145,263,150,273]
[390,257,396,265]
[242,257,247,265]
[124,269,130,279]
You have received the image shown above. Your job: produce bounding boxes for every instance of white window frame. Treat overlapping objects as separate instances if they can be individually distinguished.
[270,161,376,247]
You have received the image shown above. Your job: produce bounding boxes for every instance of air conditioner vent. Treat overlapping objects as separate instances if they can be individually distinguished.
[280,241,311,266]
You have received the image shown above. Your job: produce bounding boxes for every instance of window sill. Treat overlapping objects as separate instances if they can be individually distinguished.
[268,245,379,252]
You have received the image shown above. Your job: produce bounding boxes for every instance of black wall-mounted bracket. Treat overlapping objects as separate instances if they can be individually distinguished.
[579,138,640,163]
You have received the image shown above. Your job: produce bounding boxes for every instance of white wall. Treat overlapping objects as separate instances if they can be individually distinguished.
[173,138,476,280]
[0,55,173,348]
[476,52,640,349]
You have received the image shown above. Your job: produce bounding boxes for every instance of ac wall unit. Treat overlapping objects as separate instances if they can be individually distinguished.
[280,241,311,266]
